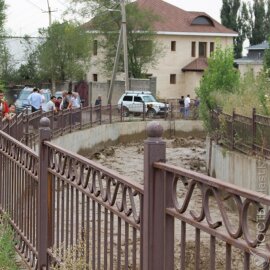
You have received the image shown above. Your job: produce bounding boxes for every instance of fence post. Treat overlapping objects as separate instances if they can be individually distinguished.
[80,105,83,130]
[143,102,145,121]
[38,117,52,270]
[252,107,256,153]
[143,121,166,270]
[90,103,93,127]
[99,102,102,125]
[232,108,235,150]
[109,103,112,124]
[120,102,123,122]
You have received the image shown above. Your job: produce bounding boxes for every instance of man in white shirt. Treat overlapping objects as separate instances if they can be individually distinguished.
[184,94,191,119]
[46,96,57,112]
[27,88,43,112]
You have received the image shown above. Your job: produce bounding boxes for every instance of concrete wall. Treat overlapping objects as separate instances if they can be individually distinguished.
[89,78,156,105]
[206,139,270,194]
[52,120,204,154]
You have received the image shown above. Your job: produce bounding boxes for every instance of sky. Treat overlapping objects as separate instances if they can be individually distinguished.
[5,0,223,36]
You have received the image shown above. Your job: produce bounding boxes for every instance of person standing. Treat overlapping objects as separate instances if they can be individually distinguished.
[46,96,57,112]
[179,96,185,118]
[95,96,102,121]
[27,88,43,112]
[0,90,9,117]
[184,94,191,119]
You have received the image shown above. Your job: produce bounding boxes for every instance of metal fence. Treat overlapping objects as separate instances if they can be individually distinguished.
[0,108,270,269]
[211,108,270,158]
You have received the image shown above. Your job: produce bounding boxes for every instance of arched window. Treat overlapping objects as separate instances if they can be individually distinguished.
[191,16,214,26]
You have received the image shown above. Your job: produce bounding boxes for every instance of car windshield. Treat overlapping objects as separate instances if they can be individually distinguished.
[19,91,31,100]
[142,95,156,102]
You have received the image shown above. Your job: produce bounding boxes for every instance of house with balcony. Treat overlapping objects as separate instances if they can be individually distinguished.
[235,41,269,76]
[86,0,237,100]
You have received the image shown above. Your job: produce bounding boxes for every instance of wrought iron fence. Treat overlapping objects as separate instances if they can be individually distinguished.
[211,108,270,158]
[0,107,270,269]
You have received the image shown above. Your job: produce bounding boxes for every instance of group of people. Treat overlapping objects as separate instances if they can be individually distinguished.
[179,94,200,119]
[0,90,16,120]
[27,89,81,113]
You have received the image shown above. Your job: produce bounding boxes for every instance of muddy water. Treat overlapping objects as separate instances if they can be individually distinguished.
[88,136,207,184]
[84,137,267,269]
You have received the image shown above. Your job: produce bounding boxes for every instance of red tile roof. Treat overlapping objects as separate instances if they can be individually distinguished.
[136,0,237,35]
[182,58,208,72]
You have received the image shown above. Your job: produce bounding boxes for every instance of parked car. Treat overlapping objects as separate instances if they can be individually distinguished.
[15,87,51,113]
[117,90,169,117]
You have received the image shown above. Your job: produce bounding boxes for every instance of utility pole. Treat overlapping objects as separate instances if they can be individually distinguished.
[120,0,129,92]
[46,0,52,26]
[43,0,57,93]
[107,0,129,104]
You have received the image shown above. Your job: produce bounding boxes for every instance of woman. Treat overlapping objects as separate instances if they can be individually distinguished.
[0,90,9,118]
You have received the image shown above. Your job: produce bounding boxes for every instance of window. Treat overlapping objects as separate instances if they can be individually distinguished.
[210,42,215,54]
[191,42,196,57]
[93,40,98,56]
[123,96,133,102]
[199,42,207,57]
[171,41,176,51]
[93,74,98,81]
[134,96,143,102]
[191,16,214,26]
[170,74,176,84]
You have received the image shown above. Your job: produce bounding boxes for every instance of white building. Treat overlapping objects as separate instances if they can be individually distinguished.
[86,0,237,99]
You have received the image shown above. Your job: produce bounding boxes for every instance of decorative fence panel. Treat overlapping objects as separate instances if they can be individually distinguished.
[153,162,270,270]
[0,130,39,268]
[38,121,144,269]
[211,108,270,158]
[1,107,270,269]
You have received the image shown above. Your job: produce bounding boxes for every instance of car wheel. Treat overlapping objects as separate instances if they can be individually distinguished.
[146,108,156,118]
[122,106,130,117]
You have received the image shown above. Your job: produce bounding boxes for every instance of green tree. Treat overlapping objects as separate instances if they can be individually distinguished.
[250,0,265,45]
[221,0,240,31]
[69,0,162,78]
[235,2,251,58]
[265,0,270,38]
[221,0,251,58]
[37,21,92,83]
[263,36,270,76]
[196,44,240,128]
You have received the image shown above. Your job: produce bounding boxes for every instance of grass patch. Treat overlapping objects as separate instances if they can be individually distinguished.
[0,214,18,270]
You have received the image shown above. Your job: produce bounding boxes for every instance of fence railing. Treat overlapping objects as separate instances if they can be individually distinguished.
[1,102,199,149]
[1,110,270,269]
[211,108,270,158]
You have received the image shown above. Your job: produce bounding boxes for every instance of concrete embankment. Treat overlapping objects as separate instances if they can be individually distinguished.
[206,139,270,194]
[52,120,205,155]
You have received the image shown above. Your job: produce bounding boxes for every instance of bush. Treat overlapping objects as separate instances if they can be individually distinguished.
[196,44,240,130]
[0,215,18,270]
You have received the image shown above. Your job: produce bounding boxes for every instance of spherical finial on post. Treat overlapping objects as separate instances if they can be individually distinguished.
[146,121,163,139]
[40,117,50,128]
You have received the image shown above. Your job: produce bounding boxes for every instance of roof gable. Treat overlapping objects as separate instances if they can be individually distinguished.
[136,0,237,36]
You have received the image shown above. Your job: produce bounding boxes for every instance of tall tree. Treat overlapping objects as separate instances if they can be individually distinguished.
[221,0,242,57]
[0,0,8,81]
[37,21,92,83]
[250,0,266,45]
[68,0,163,78]
[235,2,251,58]
[265,0,270,39]
[221,0,240,31]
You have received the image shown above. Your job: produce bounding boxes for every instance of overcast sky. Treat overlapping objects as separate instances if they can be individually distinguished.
[5,0,223,36]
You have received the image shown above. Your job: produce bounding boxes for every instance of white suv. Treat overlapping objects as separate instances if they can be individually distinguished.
[118,91,168,117]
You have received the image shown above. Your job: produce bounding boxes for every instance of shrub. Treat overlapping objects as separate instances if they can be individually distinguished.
[0,215,18,270]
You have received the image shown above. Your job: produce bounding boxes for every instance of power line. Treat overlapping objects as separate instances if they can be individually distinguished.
[23,0,43,11]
